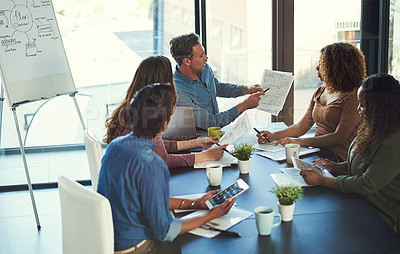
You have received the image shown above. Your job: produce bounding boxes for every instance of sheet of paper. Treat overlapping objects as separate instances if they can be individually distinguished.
[193,146,238,169]
[280,167,310,186]
[270,168,310,187]
[181,207,253,238]
[219,114,252,145]
[270,173,297,186]
[256,146,320,161]
[254,142,284,152]
[258,69,294,115]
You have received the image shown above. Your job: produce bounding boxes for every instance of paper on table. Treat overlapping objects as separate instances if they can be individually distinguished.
[219,114,252,145]
[193,146,238,169]
[256,146,320,161]
[270,165,333,187]
[270,168,312,187]
[281,168,309,186]
[181,207,252,238]
[258,69,294,115]
[254,142,284,152]
[270,173,302,186]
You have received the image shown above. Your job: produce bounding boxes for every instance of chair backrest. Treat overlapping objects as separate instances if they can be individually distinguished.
[58,175,114,254]
[83,128,103,191]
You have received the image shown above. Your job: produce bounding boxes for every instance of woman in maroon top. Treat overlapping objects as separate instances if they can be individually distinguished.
[257,43,366,162]
[104,55,226,168]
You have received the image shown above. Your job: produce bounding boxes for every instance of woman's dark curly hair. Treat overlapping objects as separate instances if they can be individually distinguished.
[319,43,366,92]
[354,73,400,160]
[129,83,176,139]
[104,55,177,144]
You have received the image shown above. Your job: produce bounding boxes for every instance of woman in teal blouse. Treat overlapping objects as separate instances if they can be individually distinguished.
[300,73,400,233]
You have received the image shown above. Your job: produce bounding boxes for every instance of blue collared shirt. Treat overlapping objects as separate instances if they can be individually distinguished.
[97,133,181,251]
[174,63,244,129]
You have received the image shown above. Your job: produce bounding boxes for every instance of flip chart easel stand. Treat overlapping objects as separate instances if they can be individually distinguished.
[9,91,86,230]
[0,85,4,144]
[11,105,41,229]
[70,91,86,130]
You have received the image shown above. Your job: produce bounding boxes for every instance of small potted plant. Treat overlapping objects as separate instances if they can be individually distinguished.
[231,142,255,174]
[270,185,303,221]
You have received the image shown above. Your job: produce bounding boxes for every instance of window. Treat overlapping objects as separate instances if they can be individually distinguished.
[0,0,194,186]
[294,0,361,123]
[205,0,273,125]
[389,0,400,80]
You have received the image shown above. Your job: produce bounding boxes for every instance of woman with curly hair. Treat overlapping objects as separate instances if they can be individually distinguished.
[301,73,400,233]
[257,42,366,162]
[104,55,227,168]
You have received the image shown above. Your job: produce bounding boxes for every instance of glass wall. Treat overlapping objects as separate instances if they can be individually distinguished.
[0,0,194,186]
[205,0,273,125]
[294,0,361,123]
[389,0,400,80]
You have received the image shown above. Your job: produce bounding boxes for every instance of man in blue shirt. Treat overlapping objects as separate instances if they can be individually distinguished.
[170,33,264,129]
[98,83,235,254]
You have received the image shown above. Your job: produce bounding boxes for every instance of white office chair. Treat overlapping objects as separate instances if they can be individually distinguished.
[83,128,104,191]
[58,175,114,254]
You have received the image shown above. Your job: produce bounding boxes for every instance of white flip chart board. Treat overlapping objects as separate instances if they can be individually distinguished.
[0,0,76,107]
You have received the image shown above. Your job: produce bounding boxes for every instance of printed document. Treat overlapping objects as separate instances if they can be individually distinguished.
[219,114,252,145]
[258,69,294,115]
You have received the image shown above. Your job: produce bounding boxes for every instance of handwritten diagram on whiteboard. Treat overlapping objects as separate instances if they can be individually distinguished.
[0,0,70,85]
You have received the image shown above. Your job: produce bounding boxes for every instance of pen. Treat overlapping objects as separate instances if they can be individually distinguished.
[253,127,270,142]
[201,225,241,237]
[263,88,270,93]
[216,143,235,157]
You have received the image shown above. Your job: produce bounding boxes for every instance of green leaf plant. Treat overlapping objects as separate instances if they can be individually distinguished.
[231,142,255,161]
[270,185,303,206]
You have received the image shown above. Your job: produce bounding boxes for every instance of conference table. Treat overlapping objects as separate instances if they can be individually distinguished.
[169,123,400,254]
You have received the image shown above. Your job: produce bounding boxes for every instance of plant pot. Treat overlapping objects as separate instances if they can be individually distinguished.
[238,159,250,174]
[278,202,295,222]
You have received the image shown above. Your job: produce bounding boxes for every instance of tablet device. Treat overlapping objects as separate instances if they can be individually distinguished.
[205,179,249,209]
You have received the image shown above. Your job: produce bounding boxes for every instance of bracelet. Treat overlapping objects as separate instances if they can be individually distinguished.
[178,200,185,209]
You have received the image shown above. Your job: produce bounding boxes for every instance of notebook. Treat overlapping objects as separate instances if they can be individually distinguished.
[162,107,198,141]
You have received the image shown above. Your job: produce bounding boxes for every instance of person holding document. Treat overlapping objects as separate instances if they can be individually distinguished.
[300,74,400,234]
[257,43,366,162]
[170,33,264,129]
[104,55,227,168]
[98,84,235,254]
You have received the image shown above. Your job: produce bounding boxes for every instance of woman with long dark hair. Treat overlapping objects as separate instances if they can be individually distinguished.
[301,74,400,233]
[104,55,226,168]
